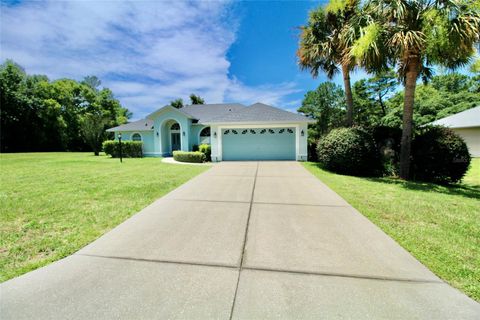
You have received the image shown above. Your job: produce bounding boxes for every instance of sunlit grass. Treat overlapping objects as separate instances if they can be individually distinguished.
[0,152,209,282]
[303,160,480,301]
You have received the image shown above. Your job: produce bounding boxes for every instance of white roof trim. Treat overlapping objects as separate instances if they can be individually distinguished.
[203,120,315,125]
[146,105,193,120]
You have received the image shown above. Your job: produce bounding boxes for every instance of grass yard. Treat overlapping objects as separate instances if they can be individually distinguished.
[0,153,209,282]
[303,158,480,301]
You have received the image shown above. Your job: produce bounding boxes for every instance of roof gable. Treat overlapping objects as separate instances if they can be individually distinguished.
[146,105,193,120]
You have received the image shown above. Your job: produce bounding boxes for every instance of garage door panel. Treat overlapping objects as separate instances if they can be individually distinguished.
[222,127,295,161]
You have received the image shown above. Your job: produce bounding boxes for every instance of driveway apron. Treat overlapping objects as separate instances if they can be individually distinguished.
[1,161,479,319]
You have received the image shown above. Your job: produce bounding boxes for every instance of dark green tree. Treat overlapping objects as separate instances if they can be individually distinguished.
[383,74,480,128]
[81,75,102,91]
[80,113,109,156]
[298,0,361,126]
[0,60,130,152]
[189,94,205,105]
[350,0,480,179]
[170,98,184,109]
[298,82,346,140]
[353,70,397,126]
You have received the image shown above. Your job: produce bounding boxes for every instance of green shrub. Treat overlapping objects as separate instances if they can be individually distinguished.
[308,140,318,162]
[412,126,470,184]
[173,151,206,163]
[102,140,143,158]
[317,127,381,176]
[198,144,211,161]
[372,126,402,176]
[192,144,199,151]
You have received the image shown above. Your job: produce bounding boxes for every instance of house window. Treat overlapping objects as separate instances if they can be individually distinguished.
[171,123,180,131]
[199,127,211,144]
[131,133,142,141]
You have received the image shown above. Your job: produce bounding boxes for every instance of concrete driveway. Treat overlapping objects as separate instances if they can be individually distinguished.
[1,162,479,319]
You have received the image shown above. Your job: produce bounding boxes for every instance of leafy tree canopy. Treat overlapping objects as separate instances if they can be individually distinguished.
[0,60,130,152]
[302,73,479,137]
[189,94,205,105]
[170,98,184,109]
[298,82,346,140]
[383,74,480,128]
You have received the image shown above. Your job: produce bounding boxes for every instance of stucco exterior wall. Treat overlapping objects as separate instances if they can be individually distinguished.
[453,127,480,157]
[298,123,308,161]
[190,124,210,149]
[210,125,220,161]
[210,123,309,162]
[151,108,191,156]
[114,131,155,155]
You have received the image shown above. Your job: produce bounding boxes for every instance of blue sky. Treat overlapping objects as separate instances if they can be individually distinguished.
[0,0,370,119]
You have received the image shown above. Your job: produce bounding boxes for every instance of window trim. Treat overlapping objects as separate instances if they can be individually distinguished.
[198,126,211,145]
[131,132,143,142]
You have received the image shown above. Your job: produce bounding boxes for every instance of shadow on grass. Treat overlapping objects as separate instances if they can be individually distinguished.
[365,177,480,200]
[309,162,480,200]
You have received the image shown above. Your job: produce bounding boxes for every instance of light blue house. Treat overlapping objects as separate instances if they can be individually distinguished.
[106,103,314,161]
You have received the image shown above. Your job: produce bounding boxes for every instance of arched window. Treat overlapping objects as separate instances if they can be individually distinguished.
[170,123,180,131]
[131,133,142,141]
[199,127,211,144]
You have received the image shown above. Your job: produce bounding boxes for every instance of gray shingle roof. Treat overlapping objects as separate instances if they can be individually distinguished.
[430,106,480,128]
[106,102,313,132]
[180,103,246,123]
[205,103,314,124]
[106,119,154,132]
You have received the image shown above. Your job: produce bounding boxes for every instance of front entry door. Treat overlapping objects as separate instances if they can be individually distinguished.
[171,132,181,152]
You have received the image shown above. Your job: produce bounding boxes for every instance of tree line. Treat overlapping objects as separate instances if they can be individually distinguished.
[0,60,130,153]
[299,72,480,142]
[169,94,205,109]
[297,0,480,179]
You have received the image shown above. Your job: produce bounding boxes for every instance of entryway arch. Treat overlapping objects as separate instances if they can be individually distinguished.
[160,119,182,155]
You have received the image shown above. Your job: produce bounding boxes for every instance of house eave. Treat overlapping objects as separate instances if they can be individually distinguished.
[106,128,154,132]
[146,105,194,120]
[448,125,480,129]
[202,120,316,125]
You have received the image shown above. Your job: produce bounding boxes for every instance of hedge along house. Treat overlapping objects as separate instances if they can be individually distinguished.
[106,103,314,161]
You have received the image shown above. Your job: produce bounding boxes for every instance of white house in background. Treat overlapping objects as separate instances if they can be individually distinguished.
[430,106,480,157]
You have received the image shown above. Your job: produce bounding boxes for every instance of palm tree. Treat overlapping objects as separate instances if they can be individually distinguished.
[298,0,360,126]
[189,94,205,105]
[349,0,480,179]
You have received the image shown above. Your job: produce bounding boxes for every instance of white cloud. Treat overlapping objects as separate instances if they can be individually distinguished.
[1,0,300,119]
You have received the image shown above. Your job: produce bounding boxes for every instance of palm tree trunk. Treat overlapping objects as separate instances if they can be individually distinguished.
[399,55,421,180]
[341,64,354,126]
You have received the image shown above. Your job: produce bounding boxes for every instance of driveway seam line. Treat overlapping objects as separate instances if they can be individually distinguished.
[75,253,238,270]
[76,253,441,285]
[241,266,443,284]
[165,198,250,204]
[229,161,259,320]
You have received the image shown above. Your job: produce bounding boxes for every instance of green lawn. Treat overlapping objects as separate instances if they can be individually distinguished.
[0,153,209,282]
[303,158,480,301]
